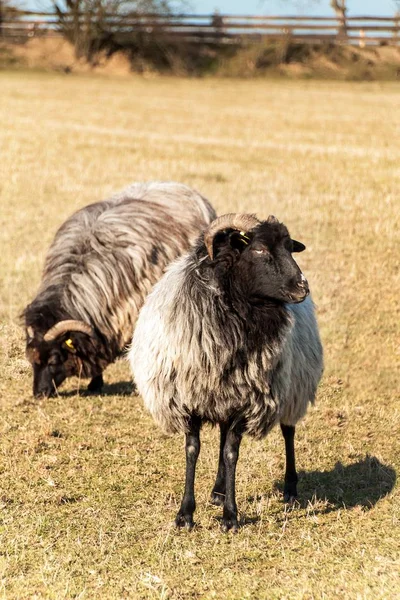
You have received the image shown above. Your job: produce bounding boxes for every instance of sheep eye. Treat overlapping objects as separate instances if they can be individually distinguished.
[252,246,269,256]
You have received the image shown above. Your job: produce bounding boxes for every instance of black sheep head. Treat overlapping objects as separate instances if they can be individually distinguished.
[205,213,309,305]
[25,320,102,398]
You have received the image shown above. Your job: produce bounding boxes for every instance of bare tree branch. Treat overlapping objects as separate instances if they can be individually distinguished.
[52,0,180,62]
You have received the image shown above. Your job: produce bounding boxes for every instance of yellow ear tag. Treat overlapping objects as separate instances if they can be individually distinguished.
[65,338,75,351]
[239,231,250,245]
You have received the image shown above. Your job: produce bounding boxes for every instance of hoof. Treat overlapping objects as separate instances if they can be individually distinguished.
[87,385,102,393]
[283,491,298,504]
[210,491,225,507]
[221,518,239,533]
[87,375,103,393]
[175,512,194,531]
[221,507,239,533]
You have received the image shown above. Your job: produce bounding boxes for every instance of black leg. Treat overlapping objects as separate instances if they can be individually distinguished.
[175,415,201,531]
[222,425,242,533]
[211,422,228,506]
[87,374,103,393]
[280,423,298,503]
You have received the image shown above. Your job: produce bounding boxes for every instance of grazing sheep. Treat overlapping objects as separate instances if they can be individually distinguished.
[130,213,323,532]
[23,182,216,398]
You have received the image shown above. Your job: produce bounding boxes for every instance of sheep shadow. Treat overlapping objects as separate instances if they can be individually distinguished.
[274,455,396,514]
[98,380,137,397]
[58,380,136,398]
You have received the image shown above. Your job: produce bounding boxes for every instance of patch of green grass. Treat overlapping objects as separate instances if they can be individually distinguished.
[0,72,399,599]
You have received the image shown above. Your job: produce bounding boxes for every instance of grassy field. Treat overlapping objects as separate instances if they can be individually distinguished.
[0,71,399,599]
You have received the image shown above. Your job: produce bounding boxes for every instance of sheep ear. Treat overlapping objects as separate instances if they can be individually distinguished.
[292,239,306,253]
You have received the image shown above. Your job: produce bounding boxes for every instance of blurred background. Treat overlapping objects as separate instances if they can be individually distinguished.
[0,1,399,598]
[1,0,400,77]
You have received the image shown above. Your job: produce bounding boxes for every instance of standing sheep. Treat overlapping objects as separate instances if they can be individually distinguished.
[130,213,323,531]
[23,182,216,397]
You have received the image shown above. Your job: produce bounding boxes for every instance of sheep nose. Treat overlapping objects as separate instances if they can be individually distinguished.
[34,388,54,398]
[297,274,309,295]
[34,381,56,398]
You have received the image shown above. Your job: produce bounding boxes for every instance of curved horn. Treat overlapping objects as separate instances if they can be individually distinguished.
[43,320,94,342]
[267,215,279,224]
[204,213,260,259]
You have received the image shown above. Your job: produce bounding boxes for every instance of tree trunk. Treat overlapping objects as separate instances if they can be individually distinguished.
[330,0,347,42]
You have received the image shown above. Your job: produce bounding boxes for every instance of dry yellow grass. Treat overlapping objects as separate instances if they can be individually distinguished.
[0,71,399,599]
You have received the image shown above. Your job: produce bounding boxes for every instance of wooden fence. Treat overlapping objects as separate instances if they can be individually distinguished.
[1,11,400,47]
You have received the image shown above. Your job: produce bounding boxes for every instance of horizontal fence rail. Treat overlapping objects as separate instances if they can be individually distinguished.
[1,11,399,46]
